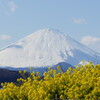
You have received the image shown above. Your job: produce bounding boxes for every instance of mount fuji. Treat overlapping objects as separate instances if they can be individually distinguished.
[0,29,100,71]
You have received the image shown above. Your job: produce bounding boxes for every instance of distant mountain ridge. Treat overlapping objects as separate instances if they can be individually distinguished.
[0,69,22,83]
[0,28,100,70]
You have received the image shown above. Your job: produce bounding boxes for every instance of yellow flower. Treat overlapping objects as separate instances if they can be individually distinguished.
[30,67,33,70]
[23,70,27,73]
[0,62,100,100]
[19,71,22,73]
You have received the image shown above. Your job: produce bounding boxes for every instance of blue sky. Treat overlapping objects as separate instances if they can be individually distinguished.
[0,0,100,52]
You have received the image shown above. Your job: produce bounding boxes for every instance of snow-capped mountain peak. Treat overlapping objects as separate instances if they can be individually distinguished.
[0,28,100,68]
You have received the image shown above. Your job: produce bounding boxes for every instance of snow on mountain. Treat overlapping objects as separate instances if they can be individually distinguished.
[0,28,100,68]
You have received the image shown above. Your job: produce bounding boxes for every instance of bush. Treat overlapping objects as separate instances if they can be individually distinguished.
[0,62,100,100]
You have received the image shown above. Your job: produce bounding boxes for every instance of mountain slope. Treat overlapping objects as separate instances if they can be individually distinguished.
[0,29,100,68]
[0,69,22,83]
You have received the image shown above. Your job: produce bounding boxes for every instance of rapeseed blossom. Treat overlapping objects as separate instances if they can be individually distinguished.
[0,62,100,100]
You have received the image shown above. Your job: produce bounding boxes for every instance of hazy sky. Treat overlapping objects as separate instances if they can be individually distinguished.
[0,0,100,52]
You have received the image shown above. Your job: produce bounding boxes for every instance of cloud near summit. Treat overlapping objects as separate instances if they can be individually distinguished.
[81,36,100,45]
[0,34,12,40]
[73,17,86,24]
[8,1,17,13]
[80,35,100,53]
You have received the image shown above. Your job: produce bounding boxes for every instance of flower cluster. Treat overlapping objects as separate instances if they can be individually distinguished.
[0,62,100,100]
